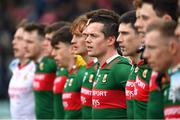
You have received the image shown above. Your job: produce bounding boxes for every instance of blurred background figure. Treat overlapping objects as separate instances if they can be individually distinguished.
[8,21,36,119]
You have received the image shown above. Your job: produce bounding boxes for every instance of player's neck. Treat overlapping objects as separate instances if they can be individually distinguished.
[130,53,141,65]
[68,55,76,70]
[98,48,117,66]
[81,53,93,63]
[19,58,29,67]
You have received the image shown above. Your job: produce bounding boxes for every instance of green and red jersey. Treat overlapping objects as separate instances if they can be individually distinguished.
[33,56,57,119]
[133,61,152,119]
[62,65,86,119]
[80,59,98,119]
[163,65,180,119]
[92,54,131,119]
[147,71,164,119]
[53,67,68,119]
[125,61,141,119]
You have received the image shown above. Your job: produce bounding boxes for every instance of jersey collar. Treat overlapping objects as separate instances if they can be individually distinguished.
[101,54,120,69]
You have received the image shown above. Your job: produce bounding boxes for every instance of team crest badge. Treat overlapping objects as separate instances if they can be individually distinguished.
[39,63,44,70]
[143,69,148,78]
[135,67,139,73]
[89,74,94,83]
[102,74,108,83]
[69,78,73,86]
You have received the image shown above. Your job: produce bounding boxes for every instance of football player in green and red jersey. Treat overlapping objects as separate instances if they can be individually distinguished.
[71,14,99,119]
[117,10,143,119]
[134,0,178,118]
[144,20,180,119]
[51,26,86,119]
[83,9,132,119]
[44,21,70,119]
[24,23,56,119]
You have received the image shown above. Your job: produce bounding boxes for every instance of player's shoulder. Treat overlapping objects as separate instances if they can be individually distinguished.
[110,56,131,70]
[9,59,20,72]
[42,56,56,65]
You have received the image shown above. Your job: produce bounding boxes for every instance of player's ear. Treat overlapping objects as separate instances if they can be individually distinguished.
[169,39,178,55]
[162,14,172,21]
[107,36,116,46]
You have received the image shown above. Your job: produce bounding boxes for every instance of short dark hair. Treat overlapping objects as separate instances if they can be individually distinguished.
[143,0,178,21]
[45,21,70,34]
[146,20,177,38]
[24,22,46,37]
[119,10,137,32]
[16,19,28,29]
[51,25,72,47]
[87,9,120,39]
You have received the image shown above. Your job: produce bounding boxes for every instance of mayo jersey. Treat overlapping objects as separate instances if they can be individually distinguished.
[8,59,36,119]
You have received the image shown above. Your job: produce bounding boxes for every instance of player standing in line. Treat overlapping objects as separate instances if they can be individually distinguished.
[118,8,152,119]
[51,25,84,119]
[83,9,132,119]
[24,23,56,119]
[70,14,99,119]
[133,0,178,118]
[117,10,144,119]
[143,20,180,119]
[8,21,36,120]
[44,21,70,119]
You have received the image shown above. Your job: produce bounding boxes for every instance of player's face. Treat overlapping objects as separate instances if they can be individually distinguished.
[52,42,72,68]
[71,32,87,55]
[12,27,26,59]
[24,31,43,61]
[143,30,172,72]
[135,3,160,36]
[117,23,141,56]
[175,17,180,41]
[42,33,53,56]
[83,22,108,58]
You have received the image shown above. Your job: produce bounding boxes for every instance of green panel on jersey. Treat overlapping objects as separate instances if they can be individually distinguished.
[147,90,164,118]
[53,67,68,119]
[81,62,98,119]
[34,56,57,119]
[35,91,54,119]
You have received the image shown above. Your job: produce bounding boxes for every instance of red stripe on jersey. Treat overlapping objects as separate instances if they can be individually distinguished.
[62,92,81,110]
[134,76,149,102]
[149,72,158,92]
[164,105,180,119]
[53,76,67,94]
[126,79,135,100]
[81,87,92,107]
[33,73,55,91]
[92,89,126,109]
